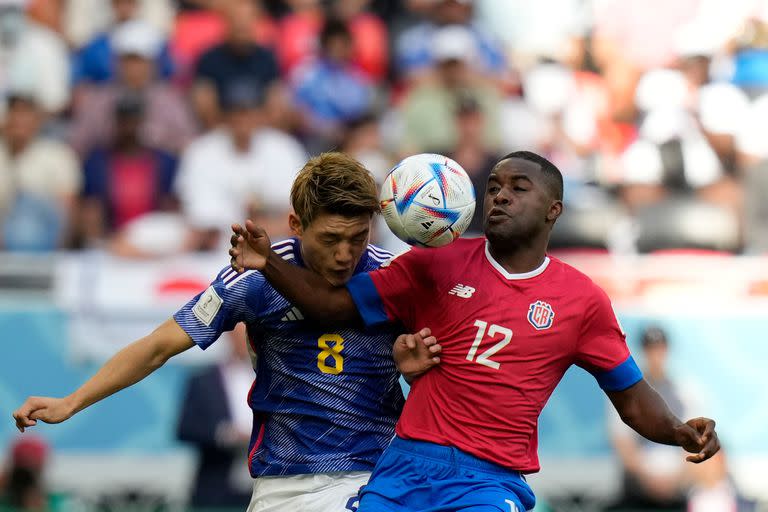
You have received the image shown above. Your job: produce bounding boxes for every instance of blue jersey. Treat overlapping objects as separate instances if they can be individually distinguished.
[174,239,404,477]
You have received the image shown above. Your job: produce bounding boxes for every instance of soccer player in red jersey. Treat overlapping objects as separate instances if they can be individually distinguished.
[228,151,720,511]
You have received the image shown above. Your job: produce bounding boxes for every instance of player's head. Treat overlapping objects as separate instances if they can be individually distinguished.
[641,325,670,379]
[483,151,563,248]
[289,152,378,286]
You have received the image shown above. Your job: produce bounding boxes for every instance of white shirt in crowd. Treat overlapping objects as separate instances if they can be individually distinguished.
[175,128,307,236]
[0,138,81,213]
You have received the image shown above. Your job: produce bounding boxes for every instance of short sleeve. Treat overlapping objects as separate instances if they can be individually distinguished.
[346,247,434,330]
[173,266,263,350]
[575,285,642,392]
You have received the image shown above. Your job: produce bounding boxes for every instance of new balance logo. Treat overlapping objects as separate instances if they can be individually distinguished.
[448,284,475,298]
[280,307,304,321]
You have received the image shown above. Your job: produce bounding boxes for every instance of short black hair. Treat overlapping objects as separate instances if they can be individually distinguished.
[500,150,564,201]
[320,18,352,49]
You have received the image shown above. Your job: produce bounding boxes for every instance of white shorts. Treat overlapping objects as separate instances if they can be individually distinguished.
[246,471,371,512]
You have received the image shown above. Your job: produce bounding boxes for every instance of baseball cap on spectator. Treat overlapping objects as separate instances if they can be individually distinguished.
[111,19,163,59]
[10,435,49,471]
[697,83,750,135]
[635,69,689,112]
[219,80,265,111]
[735,93,768,158]
[432,25,477,62]
[5,87,39,108]
[641,326,669,348]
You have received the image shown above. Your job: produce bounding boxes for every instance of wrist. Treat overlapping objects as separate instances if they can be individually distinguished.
[62,395,80,418]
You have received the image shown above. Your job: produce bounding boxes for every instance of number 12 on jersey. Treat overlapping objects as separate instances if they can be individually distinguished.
[466,320,512,370]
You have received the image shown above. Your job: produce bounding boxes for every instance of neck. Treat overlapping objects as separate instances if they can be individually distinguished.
[7,138,29,156]
[487,236,549,275]
[232,134,251,153]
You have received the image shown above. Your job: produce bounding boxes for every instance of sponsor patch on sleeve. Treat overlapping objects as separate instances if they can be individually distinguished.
[192,286,223,326]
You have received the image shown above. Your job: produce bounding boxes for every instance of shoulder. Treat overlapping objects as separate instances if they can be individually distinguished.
[252,129,307,164]
[364,243,395,269]
[254,127,303,149]
[29,139,79,168]
[197,44,225,63]
[184,130,228,157]
[252,44,277,60]
[271,238,299,262]
[549,256,611,305]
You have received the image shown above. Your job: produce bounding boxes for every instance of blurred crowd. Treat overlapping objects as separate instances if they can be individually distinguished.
[1,0,768,255]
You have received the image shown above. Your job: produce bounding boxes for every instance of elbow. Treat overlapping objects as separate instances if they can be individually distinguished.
[617,397,644,430]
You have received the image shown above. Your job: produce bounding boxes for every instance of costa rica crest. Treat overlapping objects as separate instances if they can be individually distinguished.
[527,300,555,330]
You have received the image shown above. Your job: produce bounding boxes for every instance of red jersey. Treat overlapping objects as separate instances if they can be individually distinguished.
[347,237,641,473]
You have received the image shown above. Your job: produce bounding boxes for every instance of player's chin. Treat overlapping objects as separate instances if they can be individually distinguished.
[325,271,354,287]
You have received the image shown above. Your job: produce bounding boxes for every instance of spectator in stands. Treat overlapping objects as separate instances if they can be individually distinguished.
[175,80,306,251]
[69,19,196,157]
[176,323,253,509]
[331,0,388,81]
[71,0,175,85]
[394,0,505,83]
[398,24,501,154]
[275,0,324,77]
[292,17,375,152]
[64,0,173,48]
[78,93,178,248]
[447,94,499,235]
[606,326,689,512]
[0,92,80,251]
[0,0,70,116]
[0,436,65,511]
[339,113,392,183]
[193,0,280,130]
[170,0,277,86]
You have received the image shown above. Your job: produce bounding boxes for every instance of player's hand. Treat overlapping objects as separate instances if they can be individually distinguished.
[13,396,76,432]
[393,328,441,382]
[674,417,720,463]
[229,219,271,272]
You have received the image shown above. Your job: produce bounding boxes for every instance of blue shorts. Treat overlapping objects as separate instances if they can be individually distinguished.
[358,437,536,512]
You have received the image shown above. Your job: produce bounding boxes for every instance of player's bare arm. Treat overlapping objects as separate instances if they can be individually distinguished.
[229,220,360,324]
[607,379,720,463]
[13,319,194,432]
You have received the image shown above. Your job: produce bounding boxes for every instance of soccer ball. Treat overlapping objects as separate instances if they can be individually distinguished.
[379,153,476,247]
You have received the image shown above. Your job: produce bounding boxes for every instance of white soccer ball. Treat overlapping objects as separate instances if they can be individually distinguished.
[379,153,476,247]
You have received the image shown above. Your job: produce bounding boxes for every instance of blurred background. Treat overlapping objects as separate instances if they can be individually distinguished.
[0,0,767,510]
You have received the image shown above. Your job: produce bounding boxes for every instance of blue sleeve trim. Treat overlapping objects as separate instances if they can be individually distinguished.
[346,273,389,328]
[593,355,643,392]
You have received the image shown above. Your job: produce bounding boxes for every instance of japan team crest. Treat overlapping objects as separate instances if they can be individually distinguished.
[527,300,555,330]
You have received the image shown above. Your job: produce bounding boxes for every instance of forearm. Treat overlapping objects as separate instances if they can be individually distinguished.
[608,380,684,446]
[262,250,359,324]
[69,320,192,415]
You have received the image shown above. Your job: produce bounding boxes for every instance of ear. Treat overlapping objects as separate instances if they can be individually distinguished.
[546,200,563,223]
[288,213,303,237]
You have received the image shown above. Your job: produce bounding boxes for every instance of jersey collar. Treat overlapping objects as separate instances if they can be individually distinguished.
[484,240,550,280]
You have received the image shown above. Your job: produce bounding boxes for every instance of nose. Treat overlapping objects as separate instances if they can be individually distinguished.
[492,186,511,205]
[335,242,353,266]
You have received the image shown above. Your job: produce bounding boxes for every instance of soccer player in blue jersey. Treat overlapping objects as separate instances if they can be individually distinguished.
[13,152,442,511]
